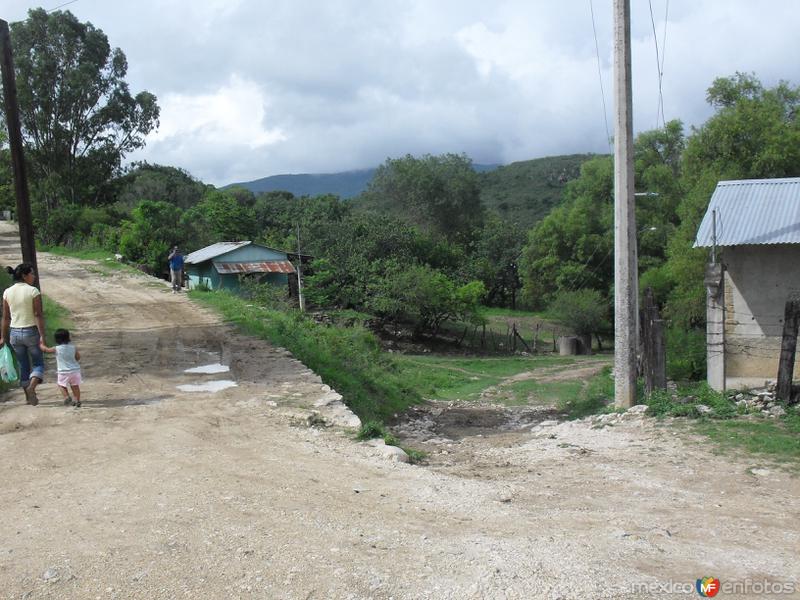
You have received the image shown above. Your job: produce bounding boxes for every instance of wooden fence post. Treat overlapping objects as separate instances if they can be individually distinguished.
[641,288,667,395]
[776,295,800,402]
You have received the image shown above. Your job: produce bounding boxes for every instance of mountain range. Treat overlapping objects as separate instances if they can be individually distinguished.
[226,154,600,230]
[226,164,501,199]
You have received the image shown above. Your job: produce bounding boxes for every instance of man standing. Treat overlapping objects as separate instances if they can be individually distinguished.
[168,246,184,293]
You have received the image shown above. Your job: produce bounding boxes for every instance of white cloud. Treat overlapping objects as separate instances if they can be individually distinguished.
[149,74,285,149]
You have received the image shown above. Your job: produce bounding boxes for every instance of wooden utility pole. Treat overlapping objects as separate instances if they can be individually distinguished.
[613,0,637,408]
[296,224,305,312]
[0,19,38,287]
[776,295,800,403]
[641,288,666,395]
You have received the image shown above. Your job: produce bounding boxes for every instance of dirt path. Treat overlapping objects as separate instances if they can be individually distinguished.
[0,224,798,599]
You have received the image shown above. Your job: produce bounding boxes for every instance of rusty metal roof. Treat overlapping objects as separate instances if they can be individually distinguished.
[695,178,800,247]
[213,261,296,275]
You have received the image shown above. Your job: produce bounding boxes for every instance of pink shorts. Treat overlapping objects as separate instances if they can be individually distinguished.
[57,371,82,388]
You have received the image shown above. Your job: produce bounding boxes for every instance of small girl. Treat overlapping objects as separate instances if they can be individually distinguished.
[41,329,82,407]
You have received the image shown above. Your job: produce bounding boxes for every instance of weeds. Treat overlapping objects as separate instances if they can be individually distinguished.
[645,382,737,419]
[558,366,615,419]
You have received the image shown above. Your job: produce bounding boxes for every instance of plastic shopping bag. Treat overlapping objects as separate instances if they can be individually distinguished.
[0,344,19,384]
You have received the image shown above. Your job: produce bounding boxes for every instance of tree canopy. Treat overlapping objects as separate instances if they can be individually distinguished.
[5,9,159,210]
[359,153,485,242]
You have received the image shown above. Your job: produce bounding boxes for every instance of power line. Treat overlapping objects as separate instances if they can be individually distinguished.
[588,0,612,150]
[659,0,670,127]
[47,0,79,12]
[648,0,668,129]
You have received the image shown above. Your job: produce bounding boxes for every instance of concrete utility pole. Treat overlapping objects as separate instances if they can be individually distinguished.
[0,18,39,288]
[613,0,637,408]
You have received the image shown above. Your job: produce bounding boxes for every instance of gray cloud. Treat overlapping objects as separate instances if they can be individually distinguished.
[5,0,800,186]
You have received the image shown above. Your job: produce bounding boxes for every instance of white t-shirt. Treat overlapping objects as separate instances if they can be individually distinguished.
[55,343,80,373]
[3,283,40,328]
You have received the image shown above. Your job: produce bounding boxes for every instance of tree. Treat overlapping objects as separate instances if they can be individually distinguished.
[118,200,183,271]
[365,263,485,336]
[360,153,485,241]
[110,163,208,211]
[5,9,159,210]
[519,122,686,310]
[547,289,610,342]
[467,215,524,308]
[182,189,256,248]
[664,73,800,326]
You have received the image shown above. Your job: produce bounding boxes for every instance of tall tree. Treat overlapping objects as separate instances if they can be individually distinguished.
[519,121,685,309]
[664,73,800,326]
[4,9,159,210]
[360,153,485,242]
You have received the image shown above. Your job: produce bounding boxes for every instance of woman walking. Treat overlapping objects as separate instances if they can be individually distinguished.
[0,263,46,405]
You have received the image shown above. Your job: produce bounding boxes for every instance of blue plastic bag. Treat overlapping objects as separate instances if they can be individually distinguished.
[0,344,19,384]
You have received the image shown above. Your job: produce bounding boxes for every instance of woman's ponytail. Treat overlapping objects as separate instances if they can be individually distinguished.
[8,263,33,282]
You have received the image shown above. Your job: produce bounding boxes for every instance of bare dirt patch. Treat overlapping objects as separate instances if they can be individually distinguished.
[0,224,798,599]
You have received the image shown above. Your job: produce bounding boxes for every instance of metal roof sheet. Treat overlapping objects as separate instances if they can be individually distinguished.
[185,241,251,264]
[214,261,296,274]
[695,178,800,247]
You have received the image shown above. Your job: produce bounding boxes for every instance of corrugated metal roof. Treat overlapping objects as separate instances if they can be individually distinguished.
[185,241,251,264]
[695,178,800,247]
[214,261,296,274]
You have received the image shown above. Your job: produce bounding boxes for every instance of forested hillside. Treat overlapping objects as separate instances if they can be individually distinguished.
[478,154,596,229]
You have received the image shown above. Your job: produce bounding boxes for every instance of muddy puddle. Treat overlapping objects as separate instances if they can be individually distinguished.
[393,402,562,443]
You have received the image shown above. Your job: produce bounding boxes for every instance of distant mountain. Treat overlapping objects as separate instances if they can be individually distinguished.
[225,156,598,231]
[226,168,376,199]
[225,164,500,199]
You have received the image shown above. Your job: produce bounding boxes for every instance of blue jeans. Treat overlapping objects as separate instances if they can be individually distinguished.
[10,326,44,388]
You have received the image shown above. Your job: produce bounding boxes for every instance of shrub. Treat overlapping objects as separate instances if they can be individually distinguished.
[546,289,610,338]
[666,326,706,380]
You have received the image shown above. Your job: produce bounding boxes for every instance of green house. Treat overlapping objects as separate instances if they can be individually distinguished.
[184,241,298,292]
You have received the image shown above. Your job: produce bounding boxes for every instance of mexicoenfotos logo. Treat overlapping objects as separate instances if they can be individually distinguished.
[696,577,721,597]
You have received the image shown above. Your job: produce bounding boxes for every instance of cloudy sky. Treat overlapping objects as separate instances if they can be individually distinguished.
[5,0,800,186]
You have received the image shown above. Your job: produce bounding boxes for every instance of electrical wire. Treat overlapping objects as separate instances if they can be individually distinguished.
[648,0,668,129]
[46,0,79,12]
[588,0,612,150]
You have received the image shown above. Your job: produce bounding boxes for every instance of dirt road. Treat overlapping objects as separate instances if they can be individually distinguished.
[0,224,798,599]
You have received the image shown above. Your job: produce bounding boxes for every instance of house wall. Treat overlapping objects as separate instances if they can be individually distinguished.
[724,245,800,387]
[186,263,219,290]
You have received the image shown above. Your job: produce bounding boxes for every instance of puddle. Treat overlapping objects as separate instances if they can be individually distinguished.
[177,380,238,393]
[184,363,230,374]
[394,403,562,441]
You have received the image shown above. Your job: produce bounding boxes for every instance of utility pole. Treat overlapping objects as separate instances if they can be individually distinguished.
[296,224,305,312]
[613,0,637,408]
[0,19,39,288]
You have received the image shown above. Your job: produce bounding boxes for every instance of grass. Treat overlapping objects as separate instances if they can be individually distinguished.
[558,366,615,419]
[694,414,800,463]
[190,289,421,423]
[393,354,578,401]
[643,381,800,463]
[506,379,584,407]
[479,307,547,319]
[42,295,73,346]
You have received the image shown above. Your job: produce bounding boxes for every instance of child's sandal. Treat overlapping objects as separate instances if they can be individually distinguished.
[74,400,81,408]
[63,396,73,406]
